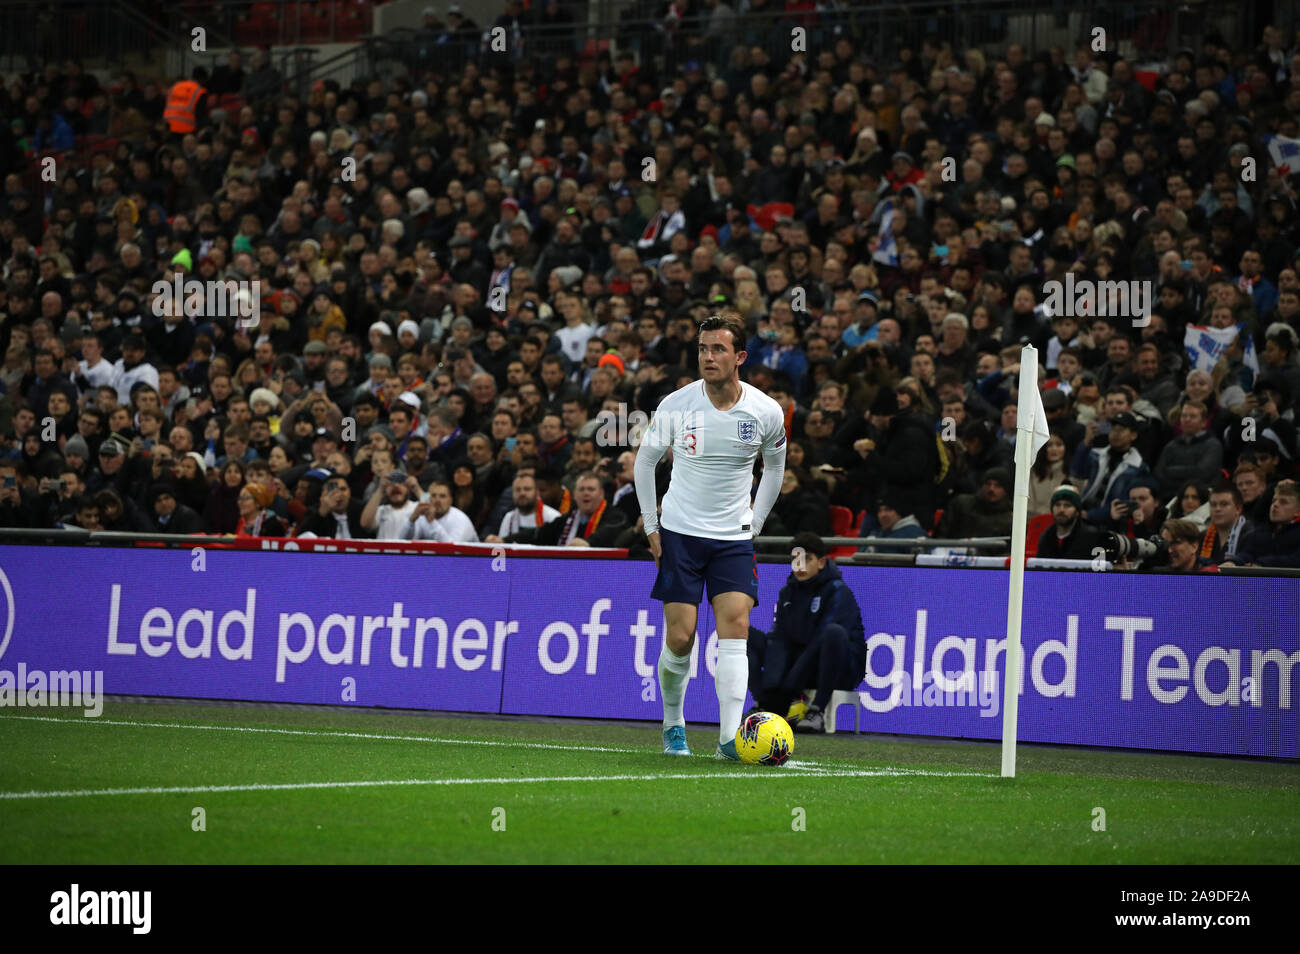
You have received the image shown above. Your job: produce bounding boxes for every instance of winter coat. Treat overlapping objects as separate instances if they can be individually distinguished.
[938,491,1014,542]
[1153,430,1224,495]
[770,560,866,655]
[1228,518,1300,568]
[1077,446,1150,523]
[867,410,941,528]
[1036,517,1106,560]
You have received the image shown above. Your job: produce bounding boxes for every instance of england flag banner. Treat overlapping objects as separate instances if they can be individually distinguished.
[1267,134,1300,175]
[1184,323,1260,375]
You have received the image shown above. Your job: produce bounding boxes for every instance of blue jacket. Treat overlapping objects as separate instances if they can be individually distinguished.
[770,559,865,647]
[1077,446,1151,524]
[744,336,808,392]
[35,113,75,152]
[860,514,929,554]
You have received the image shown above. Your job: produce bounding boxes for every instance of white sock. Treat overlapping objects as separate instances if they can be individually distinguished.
[659,642,691,729]
[715,638,749,745]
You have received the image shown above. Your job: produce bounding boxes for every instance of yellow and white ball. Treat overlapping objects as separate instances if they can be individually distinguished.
[735,711,794,765]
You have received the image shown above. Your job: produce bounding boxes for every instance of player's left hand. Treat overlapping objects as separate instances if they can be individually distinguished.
[567,538,590,547]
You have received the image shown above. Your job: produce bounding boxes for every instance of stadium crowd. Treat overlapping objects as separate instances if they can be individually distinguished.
[1,7,1299,570]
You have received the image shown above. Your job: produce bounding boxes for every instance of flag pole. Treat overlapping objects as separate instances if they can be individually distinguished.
[1001,346,1042,778]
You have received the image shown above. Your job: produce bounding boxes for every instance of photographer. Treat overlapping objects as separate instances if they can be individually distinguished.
[1161,519,1212,573]
[298,471,372,539]
[361,467,424,540]
[1107,475,1165,539]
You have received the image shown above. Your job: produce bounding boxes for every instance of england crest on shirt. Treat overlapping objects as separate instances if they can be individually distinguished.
[810,596,821,613]
[737,419,757,443]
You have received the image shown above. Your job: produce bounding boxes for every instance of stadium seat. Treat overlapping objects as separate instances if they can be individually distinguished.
[824,690,860,734]
[827,505,855,558]
[1025,513,1054,558]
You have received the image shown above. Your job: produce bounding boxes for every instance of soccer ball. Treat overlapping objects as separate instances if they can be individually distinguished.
[735,711,794,766]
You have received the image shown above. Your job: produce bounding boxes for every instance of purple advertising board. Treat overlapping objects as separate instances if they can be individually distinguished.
[0,545,1295,758]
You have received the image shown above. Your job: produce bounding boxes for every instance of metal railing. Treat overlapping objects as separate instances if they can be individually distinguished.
[2,527,1296,573]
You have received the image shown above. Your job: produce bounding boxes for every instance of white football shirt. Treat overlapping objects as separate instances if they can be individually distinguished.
[639,380,786,541]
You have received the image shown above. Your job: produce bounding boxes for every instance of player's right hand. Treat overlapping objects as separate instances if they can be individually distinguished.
[648,530,661,565]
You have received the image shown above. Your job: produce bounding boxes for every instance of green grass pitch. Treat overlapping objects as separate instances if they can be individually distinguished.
[1,701,1296,864]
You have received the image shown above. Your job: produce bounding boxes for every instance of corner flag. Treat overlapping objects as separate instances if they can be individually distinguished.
[1001,346,1048,777]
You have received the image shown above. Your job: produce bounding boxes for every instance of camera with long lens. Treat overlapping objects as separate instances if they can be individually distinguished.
[1102,531,1168,566]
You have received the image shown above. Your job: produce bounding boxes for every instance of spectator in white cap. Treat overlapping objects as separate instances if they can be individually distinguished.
[406,188,432,215]
[367,321,396,363]
[397,319,421,352]
[248,387,283,432]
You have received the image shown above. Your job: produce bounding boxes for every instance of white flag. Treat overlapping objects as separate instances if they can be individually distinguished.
[1018,348,1050,463]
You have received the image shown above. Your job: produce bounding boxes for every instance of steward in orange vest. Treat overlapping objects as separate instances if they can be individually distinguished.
[164,76,208,134]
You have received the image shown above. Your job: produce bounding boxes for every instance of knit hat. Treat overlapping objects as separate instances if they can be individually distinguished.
[397,319,421,340]
[1050,484,1083,509]
[171,248,193,270]
[64,435,90,459]
[983,467,1013,491]
[246,483,275,509]
[186,451,208,475]
[249,387,280,410]
[598,352,626,376]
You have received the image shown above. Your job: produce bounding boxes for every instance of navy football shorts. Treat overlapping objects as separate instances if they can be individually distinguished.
[651,526,760,607]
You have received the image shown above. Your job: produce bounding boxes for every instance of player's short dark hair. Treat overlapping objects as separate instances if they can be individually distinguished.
[698,314,746,352]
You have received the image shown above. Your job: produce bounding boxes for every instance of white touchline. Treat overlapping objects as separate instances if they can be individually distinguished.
[0,768,996,800]
[0,715,992,779]
[0,714,638,754]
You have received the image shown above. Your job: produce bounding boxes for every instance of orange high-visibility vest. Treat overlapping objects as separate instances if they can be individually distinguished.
[163,80,205,133]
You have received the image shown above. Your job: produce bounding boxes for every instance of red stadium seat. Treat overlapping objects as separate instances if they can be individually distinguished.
[827,505,856,558]
[1024,513,1054,558]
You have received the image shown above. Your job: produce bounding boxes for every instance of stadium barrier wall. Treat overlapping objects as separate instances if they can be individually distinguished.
[0,544,1295,759]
